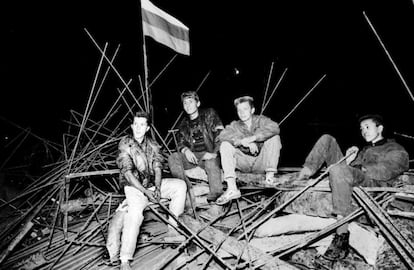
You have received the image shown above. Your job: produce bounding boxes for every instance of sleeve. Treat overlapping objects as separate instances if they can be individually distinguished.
[176,119,191,152]
[364,149,409,181]
[207,108,224,132]
[253,116,280,142]
[151,140,164,171]
[218,121,245,145]
[350,148,364,167]
[116,137,134,174]
[207,108,224,152]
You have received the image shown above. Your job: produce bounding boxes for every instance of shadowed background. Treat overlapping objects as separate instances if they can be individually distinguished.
[1,0,414,166]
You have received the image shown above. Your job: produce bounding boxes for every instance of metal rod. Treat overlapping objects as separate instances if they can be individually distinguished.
[260,61,275,115]
[238,150,352,240]
[363,11,414,103]
[151,203,233,270]
[262,68,288,114]
[279,74,326,125]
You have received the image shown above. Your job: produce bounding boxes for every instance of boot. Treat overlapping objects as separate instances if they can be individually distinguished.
[322,232,350,260]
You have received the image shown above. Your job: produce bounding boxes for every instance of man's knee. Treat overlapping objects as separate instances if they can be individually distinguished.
[220,141,234,153]
[172,179,187,195]
[329,165,351,185]
[126,197,148,216]
[168,152,182,165]
[329,165,342,180]
[204,158,220,170]
[264,135,282,149]
[318,134,336,145]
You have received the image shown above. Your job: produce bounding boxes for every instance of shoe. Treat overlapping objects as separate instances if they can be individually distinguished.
[265,173,296,187]
[206,192,223,202]
[163,229,186,243]
[298,166,313,180]
[101,250,120,266]
[215,189,241,205]
[314,254,335,269]
[120,262,132,270]
[102,258,121,266]
[322,232,350,260]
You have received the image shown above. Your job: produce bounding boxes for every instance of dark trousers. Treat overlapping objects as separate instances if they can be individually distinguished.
[168,151,223,195]
[303,134,387,216]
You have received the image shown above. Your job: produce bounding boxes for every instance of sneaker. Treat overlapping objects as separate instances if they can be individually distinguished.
[298,166,313,180]
[102,258,120,266]
[322,232,350,260]
[265,173,296,187]
[101,250,120,266]
[215,189,241,205]
[120,262,132,270]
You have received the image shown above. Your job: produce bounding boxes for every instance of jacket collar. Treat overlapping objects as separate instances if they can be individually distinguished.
[371,138,387,147]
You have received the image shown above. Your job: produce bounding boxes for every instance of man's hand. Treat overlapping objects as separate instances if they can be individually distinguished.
[144,190,158,203]
[247,142,259,155]
[201,152,217,160]
[183,148,198,164]
[239,136,256,148]
[153,187,161,202]
[345,146,359,165]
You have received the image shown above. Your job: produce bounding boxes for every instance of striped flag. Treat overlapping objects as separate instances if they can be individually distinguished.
[141,0,190,55]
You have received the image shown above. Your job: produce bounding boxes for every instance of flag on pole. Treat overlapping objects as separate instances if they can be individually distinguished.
[141,0,190,55]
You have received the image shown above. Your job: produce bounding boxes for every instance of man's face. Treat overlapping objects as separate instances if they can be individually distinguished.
[236,101,255,122]
[182,97,200,116]
[360,119,383,143]
[131,117,149,140]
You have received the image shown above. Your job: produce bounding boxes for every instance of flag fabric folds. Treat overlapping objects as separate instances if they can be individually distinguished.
[141,0,190,55]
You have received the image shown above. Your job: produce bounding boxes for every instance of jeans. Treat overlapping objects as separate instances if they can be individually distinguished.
[168,151,223,195]
[303,134,387,216]
[119,178,186,262]
[220,135,282,180]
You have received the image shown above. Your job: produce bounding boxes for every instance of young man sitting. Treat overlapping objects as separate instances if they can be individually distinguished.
[168,91,224,202]
[216,96,282,205]
[109,111,187,270]
[296,114,409,263]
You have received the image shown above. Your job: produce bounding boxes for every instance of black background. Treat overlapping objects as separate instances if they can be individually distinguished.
[2,0,414,166]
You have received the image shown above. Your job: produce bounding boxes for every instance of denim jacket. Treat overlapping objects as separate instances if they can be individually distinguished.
[177,108,224,154]
[218,114,280,153]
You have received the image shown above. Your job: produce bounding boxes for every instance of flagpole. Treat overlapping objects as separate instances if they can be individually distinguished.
[139,0,151,116]
[142,37,152,116]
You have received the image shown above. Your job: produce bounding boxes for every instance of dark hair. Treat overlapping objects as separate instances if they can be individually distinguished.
[133,111,151,125]
[181,91,199,103]
[234,96,254,108]
[358,114,384,127]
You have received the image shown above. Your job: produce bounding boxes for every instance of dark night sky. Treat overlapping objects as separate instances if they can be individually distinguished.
[1,0,414,165]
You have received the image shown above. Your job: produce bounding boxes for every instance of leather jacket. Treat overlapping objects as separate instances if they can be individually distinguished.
[176,108,223,154]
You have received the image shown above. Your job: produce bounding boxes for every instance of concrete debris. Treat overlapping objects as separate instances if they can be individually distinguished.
[254,214,337,237]
[251,233,333,254]
[181,215,299,270]
[348,222,384,266]
[185,167,208,182]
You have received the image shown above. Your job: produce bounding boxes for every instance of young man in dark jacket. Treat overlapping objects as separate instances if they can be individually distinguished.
[168,91,224,202]
[112,111,187,270]
[297,114,409,263]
